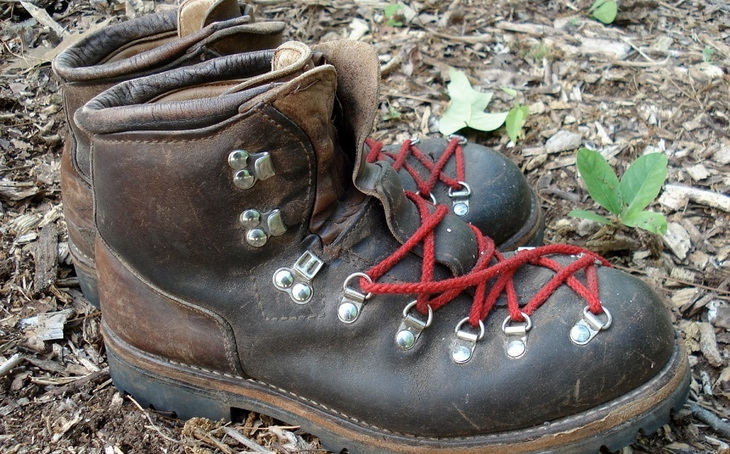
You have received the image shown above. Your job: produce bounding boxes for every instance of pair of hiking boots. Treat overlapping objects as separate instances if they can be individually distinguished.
[54,1,689,453]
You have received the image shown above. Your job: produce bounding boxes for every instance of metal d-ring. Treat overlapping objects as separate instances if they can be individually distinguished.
[570,306,612,345]
[447,181,471,216]
[451,317,486,364]
[338,273,373,324]
[502,312,532,359]
[395,301,433,351]
[447,134,468,145]
[417,191,438,205]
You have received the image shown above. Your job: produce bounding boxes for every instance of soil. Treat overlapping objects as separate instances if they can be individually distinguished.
[0,0,729,453]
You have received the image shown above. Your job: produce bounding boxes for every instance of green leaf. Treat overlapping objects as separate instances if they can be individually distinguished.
[469,111,509,132]
[501,86,518,97]
[576,148,623,215]
[590,0,617,24]
[384,4,404,27]
[568,209,612,225]
[505,105,529,143]
[438,68,506,135]
[619,153,668,217]
[621,210,668,235]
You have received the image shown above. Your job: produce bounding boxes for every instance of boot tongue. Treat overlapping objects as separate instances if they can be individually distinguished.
[313,41,479,275]
[178,0,246,37]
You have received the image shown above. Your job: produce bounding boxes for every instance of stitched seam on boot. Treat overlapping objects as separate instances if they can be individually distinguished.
[105,242,241,375]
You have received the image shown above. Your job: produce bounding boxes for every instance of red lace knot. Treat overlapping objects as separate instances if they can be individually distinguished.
[358,190,611,329]
[364,136,467,201]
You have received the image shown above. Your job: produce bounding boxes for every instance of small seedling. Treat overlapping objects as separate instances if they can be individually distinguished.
[702,46,715,63]
[523,43,553,61]
[382,105,402,121]
[384,3,405,27]
[505,104,529,143]
[589,0,618,24]
[439,68,508,136]
[569,148,668,234]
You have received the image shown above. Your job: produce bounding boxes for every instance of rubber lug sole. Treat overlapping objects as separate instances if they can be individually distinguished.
[103,320,689,454]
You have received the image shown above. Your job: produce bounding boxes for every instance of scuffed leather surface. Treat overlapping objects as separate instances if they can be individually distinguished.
[381,139,534,246]
[60,140,95,264]
[96,238,243,376]
[82,42,677,438]
[54,7,284,180]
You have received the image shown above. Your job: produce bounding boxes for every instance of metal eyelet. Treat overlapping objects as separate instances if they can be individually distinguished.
[447,181,471,216]
[417,191,438,205]
[451,318,485,364]
[228,149,275,190]
[395,301,433,351]
[338,273,373,324]
[272,250,324,304]
[447,134,468,145]
[240,209,286,247]
[570,306,612,345]
[502,313,532,359]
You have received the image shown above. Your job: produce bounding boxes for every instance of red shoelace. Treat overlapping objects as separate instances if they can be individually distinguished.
[357,177,610,328]
[366,136,467,200]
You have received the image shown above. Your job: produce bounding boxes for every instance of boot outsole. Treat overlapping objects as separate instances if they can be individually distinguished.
[103,320,690,454]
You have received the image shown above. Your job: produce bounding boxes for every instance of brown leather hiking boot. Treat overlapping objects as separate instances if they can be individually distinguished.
[53,0,286,306]
[54,2,543,308]
[76,40,688,453]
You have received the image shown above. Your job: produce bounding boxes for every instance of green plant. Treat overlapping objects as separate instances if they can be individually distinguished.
[384,3,405,27]
[589,0,617,24]
[382,104,402,121]
[569,148,668,234]
[439,68,508,136]
[523,43,553,61]
[505,104,529,143]
[702,46,715,63]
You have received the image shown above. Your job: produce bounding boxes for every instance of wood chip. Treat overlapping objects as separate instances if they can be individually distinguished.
[671,287,701,310]
[699,323,725,367]
[663,222,692,260]
[19,308,74,342]
[660,184,730,212]
[545,130,582,153]
[579,38,631,59]
[687,164,710,181]
[32,222,59,294]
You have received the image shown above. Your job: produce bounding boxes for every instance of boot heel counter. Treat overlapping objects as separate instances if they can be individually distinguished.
[96,238,243,376]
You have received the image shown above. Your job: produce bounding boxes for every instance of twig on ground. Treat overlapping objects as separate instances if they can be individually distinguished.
[222,426,273,453]
[18,1,66,36]
[0,353,25,378]
[127,395,181,444]
[689,401,730,440]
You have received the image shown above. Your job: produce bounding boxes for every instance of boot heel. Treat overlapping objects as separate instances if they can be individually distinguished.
[106,344,232,421]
